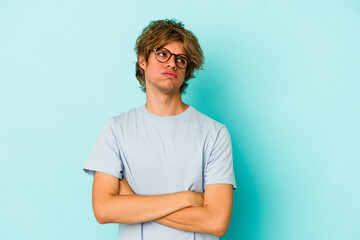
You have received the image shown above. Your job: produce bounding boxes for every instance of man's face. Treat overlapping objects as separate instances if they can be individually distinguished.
[139,41,187,95]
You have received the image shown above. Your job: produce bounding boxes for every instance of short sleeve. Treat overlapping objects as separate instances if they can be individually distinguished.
[205,126,237,190]
[83,117,123,179]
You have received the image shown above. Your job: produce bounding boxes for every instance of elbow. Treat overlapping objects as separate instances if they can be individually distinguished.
[93,198,135,225]
[93,202,111,224]
[212,226,228,238]
[95,212,108,225]
[212,226,227,238]
[207,218,229,237]
[94,210,135,225]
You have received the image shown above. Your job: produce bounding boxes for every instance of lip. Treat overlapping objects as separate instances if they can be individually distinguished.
[162,72,177,78]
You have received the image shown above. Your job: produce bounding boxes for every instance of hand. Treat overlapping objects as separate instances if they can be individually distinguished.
[187,191,204,207]
[119,178,136,196]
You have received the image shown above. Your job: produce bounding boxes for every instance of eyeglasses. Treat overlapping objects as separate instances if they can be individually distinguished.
[152,48,191,69]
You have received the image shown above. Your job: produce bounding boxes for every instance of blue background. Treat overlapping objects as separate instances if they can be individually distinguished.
[1,0,359,239]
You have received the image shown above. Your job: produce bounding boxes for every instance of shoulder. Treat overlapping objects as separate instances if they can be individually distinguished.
[95,106,144,137]
[109,105,143,126]
[189,106,231,149]
[190,106,227,132]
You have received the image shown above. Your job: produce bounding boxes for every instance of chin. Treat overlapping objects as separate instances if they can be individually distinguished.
[157,86,181,95]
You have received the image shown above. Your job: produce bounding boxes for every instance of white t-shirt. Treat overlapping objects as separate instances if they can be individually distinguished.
[84,104,237,240]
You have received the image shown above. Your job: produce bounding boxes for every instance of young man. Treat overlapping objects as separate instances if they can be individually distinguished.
[83,19,236,240]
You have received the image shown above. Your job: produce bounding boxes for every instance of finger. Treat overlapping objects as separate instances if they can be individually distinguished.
[121,178,128,184]
[122,178,130,187]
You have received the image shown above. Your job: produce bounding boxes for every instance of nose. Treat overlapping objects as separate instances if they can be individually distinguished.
[166,55,178,69]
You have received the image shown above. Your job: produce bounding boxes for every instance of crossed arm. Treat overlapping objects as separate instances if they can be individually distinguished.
[92,171,233,237]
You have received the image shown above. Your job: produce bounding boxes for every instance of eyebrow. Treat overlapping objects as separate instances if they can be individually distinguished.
[159,47,189,58]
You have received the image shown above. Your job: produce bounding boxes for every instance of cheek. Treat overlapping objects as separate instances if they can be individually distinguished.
[180,70,187,79]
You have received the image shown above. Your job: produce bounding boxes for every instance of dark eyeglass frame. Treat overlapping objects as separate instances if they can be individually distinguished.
[151,47,192,69]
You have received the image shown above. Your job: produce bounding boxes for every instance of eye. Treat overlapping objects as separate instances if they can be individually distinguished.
[157,50,169,59]
[177,56,188,66]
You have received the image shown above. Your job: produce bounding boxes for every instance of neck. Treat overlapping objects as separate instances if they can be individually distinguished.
[145,90,188,116]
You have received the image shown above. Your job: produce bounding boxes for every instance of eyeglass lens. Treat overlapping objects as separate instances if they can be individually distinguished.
[154,48,189,69]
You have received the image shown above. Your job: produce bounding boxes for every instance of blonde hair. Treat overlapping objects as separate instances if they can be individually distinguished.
[134,19,204,94]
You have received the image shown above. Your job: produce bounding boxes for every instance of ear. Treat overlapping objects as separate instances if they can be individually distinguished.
[138,55,147,70]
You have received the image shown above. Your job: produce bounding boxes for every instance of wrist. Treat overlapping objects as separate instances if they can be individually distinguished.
[179,191,193,207]
[184,191,200,207]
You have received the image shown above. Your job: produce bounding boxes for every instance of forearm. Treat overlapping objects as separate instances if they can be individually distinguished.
[94,191,191,224]
[154,190,233,239]
[154,205,225,237]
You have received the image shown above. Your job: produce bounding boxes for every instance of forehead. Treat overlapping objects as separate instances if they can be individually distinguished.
[160,41,186,55]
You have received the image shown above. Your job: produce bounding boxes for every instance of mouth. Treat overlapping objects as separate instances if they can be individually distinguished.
[162,72,177,78]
